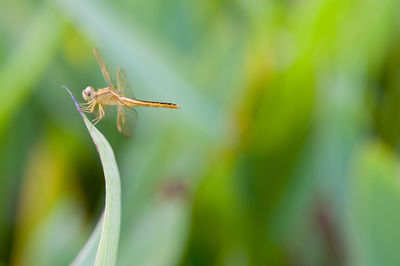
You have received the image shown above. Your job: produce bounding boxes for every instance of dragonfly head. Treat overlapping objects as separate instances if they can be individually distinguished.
[82,86,95,101]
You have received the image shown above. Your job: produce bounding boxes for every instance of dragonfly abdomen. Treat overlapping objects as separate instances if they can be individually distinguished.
[123,98,180,109]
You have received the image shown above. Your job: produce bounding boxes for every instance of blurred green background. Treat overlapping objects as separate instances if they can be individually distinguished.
[1,0,400,265]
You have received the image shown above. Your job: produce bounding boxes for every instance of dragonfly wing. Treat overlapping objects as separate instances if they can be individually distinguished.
[117,68,135,98]
[117,104,138,138]
[93,48,116,88]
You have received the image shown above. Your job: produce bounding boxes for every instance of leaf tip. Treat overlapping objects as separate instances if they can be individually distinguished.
[63,85,84,117]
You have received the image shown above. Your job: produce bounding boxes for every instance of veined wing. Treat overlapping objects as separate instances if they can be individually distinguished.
[116,68,139,138]
[117,104,138,139]
[93,48,116,88]
[117,68,135,98]
[117,67,180,109]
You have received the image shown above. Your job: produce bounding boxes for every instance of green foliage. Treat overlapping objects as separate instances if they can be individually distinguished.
[348,142,400,266]
[65,87,120,266]
[0,0,400,265]
[0,4,64,136]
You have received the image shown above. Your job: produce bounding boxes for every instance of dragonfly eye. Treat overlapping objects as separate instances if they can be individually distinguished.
[82,86,94,101]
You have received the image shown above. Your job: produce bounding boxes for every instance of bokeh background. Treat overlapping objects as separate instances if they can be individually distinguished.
[1,0,400,265]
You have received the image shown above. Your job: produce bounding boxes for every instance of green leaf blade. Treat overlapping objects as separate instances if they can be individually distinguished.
[0,5,64,136]
[64,86,121,266]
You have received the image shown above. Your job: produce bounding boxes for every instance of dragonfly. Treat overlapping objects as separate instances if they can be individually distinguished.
[81,48,180,138]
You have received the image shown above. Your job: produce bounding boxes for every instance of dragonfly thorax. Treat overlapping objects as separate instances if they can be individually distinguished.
[82,86,95,101]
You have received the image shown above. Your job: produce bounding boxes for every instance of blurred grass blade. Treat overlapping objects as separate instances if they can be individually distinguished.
[348,141,400,266]
[118,200,189,266]
[0,5,64,136]
[64,86,121,266]
[71,214,104,266]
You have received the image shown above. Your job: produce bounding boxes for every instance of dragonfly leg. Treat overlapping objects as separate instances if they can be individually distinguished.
[89,102,97,113]
[80,100,96,112]
[81,106,92,112]
[91,104,105,126]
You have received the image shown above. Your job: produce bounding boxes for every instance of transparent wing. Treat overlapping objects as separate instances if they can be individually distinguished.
[117,105,138,138]
[93,48,116,88]
[117,68,135,98]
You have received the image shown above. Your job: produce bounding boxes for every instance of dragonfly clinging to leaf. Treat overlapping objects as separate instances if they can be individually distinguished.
[80,48,180,138]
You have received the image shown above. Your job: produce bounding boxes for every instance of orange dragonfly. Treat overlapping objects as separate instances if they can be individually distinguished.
[81,48,180,138]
